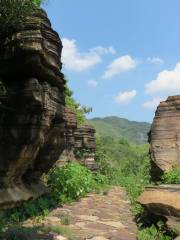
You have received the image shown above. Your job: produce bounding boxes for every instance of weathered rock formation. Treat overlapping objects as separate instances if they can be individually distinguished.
[74,125,97,170]
[56,107,77,166]
[138,185,180,233]
[0,9,97,209]
[149,96,180,179]
[140,97,180,235]
[56,123,97,170]
[0,10,66,209]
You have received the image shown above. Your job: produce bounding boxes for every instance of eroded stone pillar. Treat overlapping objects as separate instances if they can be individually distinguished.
[0,10,66,209]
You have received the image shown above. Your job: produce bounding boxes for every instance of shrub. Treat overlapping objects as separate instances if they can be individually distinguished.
[0,163,108,233]
[47,163,95,202]
[161,168,180,184]
[137,222,171,240]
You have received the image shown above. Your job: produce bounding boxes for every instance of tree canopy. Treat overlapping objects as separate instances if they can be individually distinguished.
[0,0,45,36]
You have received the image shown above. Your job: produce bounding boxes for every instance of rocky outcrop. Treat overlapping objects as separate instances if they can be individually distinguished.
[56,124,97,170]
[138,185,180,233]
[149,96,180,179]
[56,107,77,166]
[140,96,180,235]
[0,9,66,209]
[0,9,97,209]
[74,125,97,170]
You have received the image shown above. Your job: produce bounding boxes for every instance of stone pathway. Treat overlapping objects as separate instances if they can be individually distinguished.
[43,187,137,240]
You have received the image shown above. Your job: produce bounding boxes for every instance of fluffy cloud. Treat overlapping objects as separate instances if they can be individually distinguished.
[87,80,98,87]
[147,57,164,65]
[115,90,137,105]
[62,38,115,72]
[142,97,163,109]
[145,63,180,94]
[103,55,137,79]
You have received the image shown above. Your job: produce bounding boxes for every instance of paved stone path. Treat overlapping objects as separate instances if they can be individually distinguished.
[44,187,137,240]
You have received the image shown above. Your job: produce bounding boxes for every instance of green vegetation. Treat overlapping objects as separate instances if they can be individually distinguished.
[0,0,46,36]
[41,225,75,239]
[0,226,38,240]
[95,136,150,214]
[0,136,174,239]
[48,163,98,202]
[0,163,108,235]
[0,225,75,240]
[65,80,92,124]
[88,116,150,144]
[161,168,180,184]
[95,136,175,239]
[137,222,171,240]
[57,213,71,225]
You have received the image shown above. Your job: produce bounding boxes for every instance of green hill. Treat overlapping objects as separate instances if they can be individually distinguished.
[88,116,151,144]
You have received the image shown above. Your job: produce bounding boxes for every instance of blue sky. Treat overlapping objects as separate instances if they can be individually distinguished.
[44,0,180,122]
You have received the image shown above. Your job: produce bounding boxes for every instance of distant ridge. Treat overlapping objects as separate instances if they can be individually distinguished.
[88,116,151,144]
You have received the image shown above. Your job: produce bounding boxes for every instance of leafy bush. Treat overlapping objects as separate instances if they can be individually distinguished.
[0,163,108,233]
[137,222,171,240]
[48,163,96,202]
[161,168,180,184]
[0,195,55,229]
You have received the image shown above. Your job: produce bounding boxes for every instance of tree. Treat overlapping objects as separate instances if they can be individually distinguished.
[65,79,92,125]
[0,0,46,36]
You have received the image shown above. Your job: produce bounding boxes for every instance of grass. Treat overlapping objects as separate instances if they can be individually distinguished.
[41,225,75,239]
[58,213,71,225]
[0,225,75,240]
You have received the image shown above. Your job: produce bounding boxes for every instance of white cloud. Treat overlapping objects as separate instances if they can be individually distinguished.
[90,46,116,55]
[143,97,163,110]
[147,57,164,65]
[145,63,180,94]
[115,90,137,105]
[62,38,115,72]
[103,55,137,79]
[87,80,98,87]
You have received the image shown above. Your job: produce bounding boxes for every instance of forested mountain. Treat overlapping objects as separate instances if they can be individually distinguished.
[88,116,151,144]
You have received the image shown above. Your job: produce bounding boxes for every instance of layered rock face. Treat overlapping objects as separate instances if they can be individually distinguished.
[149,96,180,179]
[56,107,77,166]
[56,123,97,170]
[138,185,180,232]
[139,96,180,235]
[74,125,97,170]
[0,10,66,209]
[0,9,96,209]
